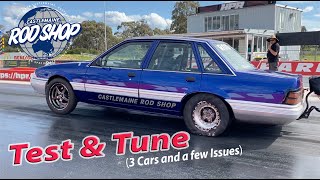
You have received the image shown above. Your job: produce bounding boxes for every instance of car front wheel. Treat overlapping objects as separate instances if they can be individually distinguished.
[183,94,231,137]
[46,78,77,114]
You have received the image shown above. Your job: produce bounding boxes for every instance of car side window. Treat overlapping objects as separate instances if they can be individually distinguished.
[198,45,222,73]
[101,42,152,69]
[147,42,199,72]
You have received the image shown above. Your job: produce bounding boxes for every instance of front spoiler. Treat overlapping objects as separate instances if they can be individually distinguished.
[226,99,305,125]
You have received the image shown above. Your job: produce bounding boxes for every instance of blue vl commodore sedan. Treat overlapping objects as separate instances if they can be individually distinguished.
[31,36,305,137]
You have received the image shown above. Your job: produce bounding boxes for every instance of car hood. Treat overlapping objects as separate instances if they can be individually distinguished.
[45,61,90,68]
[35,61,91,79]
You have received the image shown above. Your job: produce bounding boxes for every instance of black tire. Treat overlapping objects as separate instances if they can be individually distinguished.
[45,78,78,115]
[183,94,231,137]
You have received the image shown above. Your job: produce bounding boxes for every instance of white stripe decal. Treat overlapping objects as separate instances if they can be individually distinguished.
[140,89,186,102]
[85,83,138,98]
[71,82,186,101]
[70,82,85,91]
[226,99,303,109]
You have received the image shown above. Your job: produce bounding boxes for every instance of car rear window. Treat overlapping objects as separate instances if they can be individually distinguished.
[210,42,256,71]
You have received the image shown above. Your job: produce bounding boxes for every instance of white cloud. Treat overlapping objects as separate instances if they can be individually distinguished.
[2,4,171,31]
[3,17,16,27]
[63,14,87,23]
[94,13,104,18]
[2,3,88,29]
[315,14,320,17]
[303,6,314,13]
[141,13,172,30]
[2,4,32,28]
[302,19,320,31]
[82,11,104,19]
[82,12,93,17]
[105,11,172,30]
[105,11,137,26]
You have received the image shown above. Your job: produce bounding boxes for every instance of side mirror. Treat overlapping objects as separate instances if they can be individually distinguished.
[96,58,102,66]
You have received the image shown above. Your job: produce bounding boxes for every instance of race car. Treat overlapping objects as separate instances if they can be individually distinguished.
[30,36,305,137]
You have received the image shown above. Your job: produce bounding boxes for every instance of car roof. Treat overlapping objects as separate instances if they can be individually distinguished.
[127,35,222,44]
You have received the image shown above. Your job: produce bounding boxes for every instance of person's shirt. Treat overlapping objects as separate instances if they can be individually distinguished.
[267,43,280,62]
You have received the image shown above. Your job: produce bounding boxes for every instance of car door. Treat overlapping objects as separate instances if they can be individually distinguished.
[84,40,154,109]
[138,40,202,115]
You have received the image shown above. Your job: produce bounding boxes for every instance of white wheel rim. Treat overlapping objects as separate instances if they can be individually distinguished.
[192,101,221,132]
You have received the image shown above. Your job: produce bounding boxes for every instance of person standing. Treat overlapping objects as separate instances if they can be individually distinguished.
[267,35,280,71]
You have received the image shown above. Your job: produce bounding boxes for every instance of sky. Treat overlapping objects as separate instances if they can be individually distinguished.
[0,1,319,34]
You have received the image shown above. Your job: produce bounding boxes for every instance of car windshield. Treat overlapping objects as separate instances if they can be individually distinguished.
[210,42,256,71]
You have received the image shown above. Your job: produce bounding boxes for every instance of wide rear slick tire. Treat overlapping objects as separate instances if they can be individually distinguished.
[45,78,78,115]
[183,94,231,137]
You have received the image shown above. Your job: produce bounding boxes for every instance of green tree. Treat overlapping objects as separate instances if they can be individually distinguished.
[301,26,309,51]
[2,32,23,52]
[115,19,153,39]
[0,25,23,52]
[153,28,172,35]
[170,1,199,34]
[0,24,4,32]
[70,20,122,53]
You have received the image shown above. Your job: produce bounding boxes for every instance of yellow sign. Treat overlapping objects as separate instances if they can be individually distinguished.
[1,37,4,50]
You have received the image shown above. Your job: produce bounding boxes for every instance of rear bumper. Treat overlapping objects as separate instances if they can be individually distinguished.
[30,73,47,95]
[226,99,304,125]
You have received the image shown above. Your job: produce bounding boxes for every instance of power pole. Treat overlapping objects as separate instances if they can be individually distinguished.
[104,1,107,51]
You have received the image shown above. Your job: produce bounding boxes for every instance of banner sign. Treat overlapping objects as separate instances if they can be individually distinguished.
[3,60,30,68]
[0,68,36,81]
[1,59,74,68]
[251,61,320,75]
[198,1,275,13]
[0,52,33,60]
[29,60,56,68]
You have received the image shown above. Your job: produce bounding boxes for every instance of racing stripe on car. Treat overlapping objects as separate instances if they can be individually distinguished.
[84,83,138,98]
[139,89,186,102]
[70,82,85,91]
[70,82,186,102]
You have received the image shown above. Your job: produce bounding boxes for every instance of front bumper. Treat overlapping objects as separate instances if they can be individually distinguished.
[226,99,305,125]
[30,73,47,95]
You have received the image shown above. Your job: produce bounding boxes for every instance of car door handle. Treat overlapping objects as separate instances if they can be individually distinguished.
[128,72,136,78]
[186,76,196,82]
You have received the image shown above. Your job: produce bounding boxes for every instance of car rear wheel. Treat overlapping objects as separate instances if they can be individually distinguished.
[46,78,77,114]
[183,94,231,137]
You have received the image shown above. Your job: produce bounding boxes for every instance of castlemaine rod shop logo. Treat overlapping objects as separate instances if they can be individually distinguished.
[8,6,82,60]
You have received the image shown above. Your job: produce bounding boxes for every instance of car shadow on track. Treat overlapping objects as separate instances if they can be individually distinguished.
[46,105,283,152]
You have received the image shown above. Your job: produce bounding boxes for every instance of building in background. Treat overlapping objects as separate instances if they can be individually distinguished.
[185,1,302,61]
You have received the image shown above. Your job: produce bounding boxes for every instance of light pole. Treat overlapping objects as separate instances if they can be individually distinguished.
[104,1,107,51]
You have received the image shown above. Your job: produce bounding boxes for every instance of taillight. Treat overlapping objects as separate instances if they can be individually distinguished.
[284,89,303,105]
